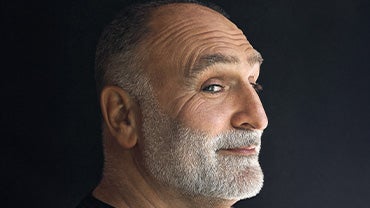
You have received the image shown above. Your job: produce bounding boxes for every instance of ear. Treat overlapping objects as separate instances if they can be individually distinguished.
[100,86,139,149]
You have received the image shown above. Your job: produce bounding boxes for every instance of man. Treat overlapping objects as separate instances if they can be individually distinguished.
[78,0,268,207]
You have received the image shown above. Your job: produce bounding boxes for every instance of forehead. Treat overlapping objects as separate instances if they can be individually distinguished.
[143,3,257,77]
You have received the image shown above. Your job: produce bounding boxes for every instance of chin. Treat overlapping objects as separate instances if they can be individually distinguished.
[228,171,263,200]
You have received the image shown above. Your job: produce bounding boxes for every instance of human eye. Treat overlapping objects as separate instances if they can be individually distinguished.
[250,82,263,93]
[201,84,224,93]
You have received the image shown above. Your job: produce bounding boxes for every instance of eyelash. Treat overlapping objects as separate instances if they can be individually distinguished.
[251,82,263,93]
[201,82,263,94]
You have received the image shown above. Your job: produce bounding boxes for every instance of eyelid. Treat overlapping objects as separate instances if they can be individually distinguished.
[200,77,221,86]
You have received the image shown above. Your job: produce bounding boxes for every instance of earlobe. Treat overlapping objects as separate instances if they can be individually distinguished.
[100,86,139,149]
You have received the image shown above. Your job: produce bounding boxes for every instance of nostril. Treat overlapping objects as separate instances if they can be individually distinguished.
[238,122,255,130]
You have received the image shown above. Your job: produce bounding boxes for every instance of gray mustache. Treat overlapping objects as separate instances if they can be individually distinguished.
[213,130,262,150]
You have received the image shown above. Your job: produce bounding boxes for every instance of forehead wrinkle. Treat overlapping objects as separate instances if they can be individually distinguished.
[145,5,261,83]
[184,47,262,81]
[196,34,248,44]
[148,25,250,73]
[150,22,245,52]
[171,29,250,60]
[147,8,244,48]
[178,32,249,50]
[189,48,244,83]
[147,19,195,49]
[177,35,253,80]
[182,37,252,66]
[147,3,240,48]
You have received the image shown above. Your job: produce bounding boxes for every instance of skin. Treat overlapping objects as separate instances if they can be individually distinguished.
[94,3,268,208]
[145,4,267,135]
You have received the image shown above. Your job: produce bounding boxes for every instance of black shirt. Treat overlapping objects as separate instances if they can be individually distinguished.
[76,194,114,208]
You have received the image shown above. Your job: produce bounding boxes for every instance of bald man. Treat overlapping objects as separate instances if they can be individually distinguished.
[77,0,268,207]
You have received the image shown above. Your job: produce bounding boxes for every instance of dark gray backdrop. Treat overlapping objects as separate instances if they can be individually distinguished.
[2,0,370,207]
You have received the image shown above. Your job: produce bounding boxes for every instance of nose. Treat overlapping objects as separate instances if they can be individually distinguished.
[230,84,268,131]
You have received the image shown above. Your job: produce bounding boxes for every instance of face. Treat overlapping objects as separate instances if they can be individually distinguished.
[139,89,264,200]
[136,4,268,200]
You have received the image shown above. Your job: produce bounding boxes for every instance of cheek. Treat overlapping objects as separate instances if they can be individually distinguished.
[176,97,234,135]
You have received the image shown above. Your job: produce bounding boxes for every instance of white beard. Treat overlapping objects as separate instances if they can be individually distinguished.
[139,94,264,200]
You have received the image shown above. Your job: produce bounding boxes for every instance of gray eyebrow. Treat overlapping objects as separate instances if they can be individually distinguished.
[248,50,263,66]
[187,53,239,78]
[187,50,263,78]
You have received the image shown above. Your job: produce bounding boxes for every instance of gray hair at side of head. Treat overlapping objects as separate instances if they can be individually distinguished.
[95,0,228,100]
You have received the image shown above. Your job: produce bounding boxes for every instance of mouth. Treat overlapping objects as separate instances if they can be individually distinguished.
[217,146,257,156]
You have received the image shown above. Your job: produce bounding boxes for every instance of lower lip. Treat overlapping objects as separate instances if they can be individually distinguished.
[218,148,257,156]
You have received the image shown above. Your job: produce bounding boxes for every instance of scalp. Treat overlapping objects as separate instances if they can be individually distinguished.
[142,3,253,78]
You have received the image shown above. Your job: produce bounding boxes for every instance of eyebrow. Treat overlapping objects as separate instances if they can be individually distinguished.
[187,50,263,78]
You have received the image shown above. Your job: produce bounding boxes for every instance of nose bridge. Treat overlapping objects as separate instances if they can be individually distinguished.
[231,83,268,130]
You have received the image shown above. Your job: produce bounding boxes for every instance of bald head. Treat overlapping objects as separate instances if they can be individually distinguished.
[145,3,244,66]
[94,0,228,98]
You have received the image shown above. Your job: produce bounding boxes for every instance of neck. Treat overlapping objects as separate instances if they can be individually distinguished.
[93,144,236,208]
